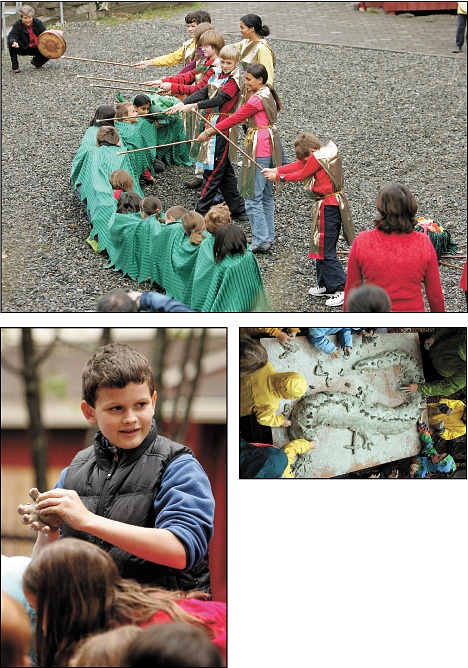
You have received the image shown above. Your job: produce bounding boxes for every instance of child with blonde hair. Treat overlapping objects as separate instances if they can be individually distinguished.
[182,211,206,245]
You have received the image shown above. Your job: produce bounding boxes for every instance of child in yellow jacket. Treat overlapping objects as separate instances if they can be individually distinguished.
[281,439,316,477]
[427,399,466,440]
[250,328,300,344]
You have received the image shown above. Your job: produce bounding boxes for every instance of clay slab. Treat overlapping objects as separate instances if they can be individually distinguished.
[262,333,427,478]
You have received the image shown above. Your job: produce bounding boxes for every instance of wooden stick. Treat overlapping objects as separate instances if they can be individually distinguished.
[438,261,464,270]
[77,75,156,86]
[62,55,136,67]
[96,111,173,122]
[90,84,159,93]
[191,107,264,170]
[116,139,195,155]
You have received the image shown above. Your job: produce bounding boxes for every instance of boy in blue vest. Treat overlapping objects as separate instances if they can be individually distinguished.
[18,343,214,594]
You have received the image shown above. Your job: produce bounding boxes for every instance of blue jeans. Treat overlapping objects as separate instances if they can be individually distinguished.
[456,13,467,48]
[245,157,274,247]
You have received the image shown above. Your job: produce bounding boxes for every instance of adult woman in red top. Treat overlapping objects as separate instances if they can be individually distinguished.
[7,5,48,73]
[344,183,445,312]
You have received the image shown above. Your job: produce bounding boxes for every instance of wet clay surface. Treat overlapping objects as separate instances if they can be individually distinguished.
[263,333,427,478]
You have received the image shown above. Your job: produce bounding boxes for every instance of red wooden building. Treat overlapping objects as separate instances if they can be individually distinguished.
[360,2,458,12]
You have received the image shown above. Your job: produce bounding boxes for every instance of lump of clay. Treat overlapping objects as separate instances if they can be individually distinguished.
[17,488,64,532]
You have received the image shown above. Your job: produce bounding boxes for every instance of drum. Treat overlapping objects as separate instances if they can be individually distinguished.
[37,30,66,59]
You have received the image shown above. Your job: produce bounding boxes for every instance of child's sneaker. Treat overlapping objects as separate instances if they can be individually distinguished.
[325,291,344,307]
[308,286,330,296]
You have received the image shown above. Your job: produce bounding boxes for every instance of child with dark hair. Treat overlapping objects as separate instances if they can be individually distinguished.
[235,13,275,97]
[123,622,225,667]
[117,191,143,215]
[409,421,457,478]
[19,342,215,597]
[21,538,225,667]
[264,132,354,307]
[141,196,163,221]
[71,105,117,188]
[213,223,246,263]
[344,183,445,312]
[345,283,392,313]
[167,45,248,220]
[134,10,212,71]
[200,63,283,252]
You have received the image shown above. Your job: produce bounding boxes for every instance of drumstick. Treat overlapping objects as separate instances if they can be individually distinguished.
[191,107,264,170]
[77,75,157,86]
[116,140,195,155]
[90,84,159,93]
[62,55,137,67]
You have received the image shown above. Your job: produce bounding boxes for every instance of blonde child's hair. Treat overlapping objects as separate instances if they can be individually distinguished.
[199,28,225,53]
[219,44,240,62]
[166,205,189,222]
[69,626,143,667]
[115,101,134,120]
[96,126,120,146]
[205,204,231,235]
[109,169,134,192]
[294,133,323,160]
[182,211,205,245]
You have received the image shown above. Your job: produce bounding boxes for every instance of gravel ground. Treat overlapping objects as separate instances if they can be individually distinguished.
[1,16,466,312]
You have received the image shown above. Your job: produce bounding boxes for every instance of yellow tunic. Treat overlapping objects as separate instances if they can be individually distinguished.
[151,38,196,67]
[427,399,466,440]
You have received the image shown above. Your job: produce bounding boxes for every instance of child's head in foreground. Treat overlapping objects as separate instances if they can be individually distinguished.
[294,132,323,160]
[81,343,156,450]
[165,205,189,223]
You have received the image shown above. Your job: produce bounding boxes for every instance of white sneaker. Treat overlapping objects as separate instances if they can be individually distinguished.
[308,286,331,297]
[325,291,345,307]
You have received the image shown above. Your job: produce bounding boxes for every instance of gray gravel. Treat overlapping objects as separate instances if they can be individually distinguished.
[1,17,466,312]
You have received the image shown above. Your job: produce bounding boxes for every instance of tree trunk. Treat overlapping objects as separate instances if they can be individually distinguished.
[21,329,48,492]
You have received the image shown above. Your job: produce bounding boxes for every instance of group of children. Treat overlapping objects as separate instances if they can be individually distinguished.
[239,328,466,478]
[10,342,226,666]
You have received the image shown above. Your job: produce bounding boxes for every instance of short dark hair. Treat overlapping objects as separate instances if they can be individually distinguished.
[185,10,211,24]
[116,191,143,214]
[245,64,282,110]
[90,105,115,127]
[122,622,224,667]
[133,94,151,108]
[141,196,162,216]
[82,343,155,407]
[346,284,392,312]
[374,182,418,234]
[213,224,247,263]
[96,290,138,313]
[166,205,189,221]
[96,126,120,146]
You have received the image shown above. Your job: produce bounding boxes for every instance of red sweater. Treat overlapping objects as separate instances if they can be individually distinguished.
[163,58,217,96]
[141,598,226,660]
[276,155,338,205]
[344,228,445,312]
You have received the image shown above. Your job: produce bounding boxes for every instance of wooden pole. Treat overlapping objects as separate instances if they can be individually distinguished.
[90,84,159,93]
[117,139,195,155]
[439,261,464,271]
[96,111,175,122]
[190,107,264,170]
[62,55,136,67]
[77,75,156,86]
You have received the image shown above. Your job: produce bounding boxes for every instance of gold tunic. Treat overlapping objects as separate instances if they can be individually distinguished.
[236,39,276,102]
[302,142,354,257]
[239,86,283,199]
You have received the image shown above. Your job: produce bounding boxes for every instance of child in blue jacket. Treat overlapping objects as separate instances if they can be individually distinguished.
[308,328,363,358]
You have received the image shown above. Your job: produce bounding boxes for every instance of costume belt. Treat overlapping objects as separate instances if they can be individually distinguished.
[310,189,343,201]
[245,124,275,147]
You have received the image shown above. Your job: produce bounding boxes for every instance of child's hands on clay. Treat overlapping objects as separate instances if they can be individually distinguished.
[277,332,290,344]
[329,349,340,359]
[343,346,352,356]
[35,489,94,532]
[17,488,64,533]
[309,440,317,449]
[282,418,292,427]
[424,337,435,350]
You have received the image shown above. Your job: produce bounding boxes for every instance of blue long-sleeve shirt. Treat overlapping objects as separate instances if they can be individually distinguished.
[308,328,361,354]
[54,454,214,570]
[140,292,195,313]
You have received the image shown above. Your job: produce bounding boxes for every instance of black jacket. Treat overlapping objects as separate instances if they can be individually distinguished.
[8,18,46,49]
[61,421,211,593]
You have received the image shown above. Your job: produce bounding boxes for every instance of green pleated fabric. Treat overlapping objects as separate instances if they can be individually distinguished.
[415,225,459,259]
[159,233,205,301]
[115,121,154,176]
[76,146,142,244]
[190,233,217,311]
[198,250,273,313]
[149,223,185,288]
[134,216,164,283]
[136,118,158,161]
[142,93,193,166]
[70,126,99,187]
[106,212,143,278]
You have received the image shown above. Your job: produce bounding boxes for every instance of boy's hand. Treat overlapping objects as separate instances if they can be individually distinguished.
[424,337,435,350]
[309,440,317,449]
[343,346,352,356]
[262,168,278,182]
[157,81,171,92]
[401,383,419,393]
[282,418,292,427]
[142,79,161,87]
[17,488,64,533]
[35,489,93,533]
[134,60,153,69]
[277,332,290,344]
[330,349,340,358]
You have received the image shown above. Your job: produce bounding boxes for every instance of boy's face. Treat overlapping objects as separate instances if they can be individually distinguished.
[81,382,157,450]
[186,21,198,37]
[201,44,217,59]
[220,58,237,75]
[126,106,139,124]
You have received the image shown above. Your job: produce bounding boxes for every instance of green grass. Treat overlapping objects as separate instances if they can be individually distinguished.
[94,2,200,26]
